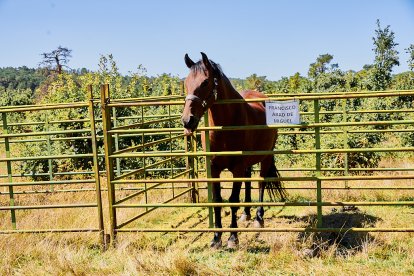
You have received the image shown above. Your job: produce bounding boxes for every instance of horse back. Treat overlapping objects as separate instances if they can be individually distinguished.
[239,90,268,124]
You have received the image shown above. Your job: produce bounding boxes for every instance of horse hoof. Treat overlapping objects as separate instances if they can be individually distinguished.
[210,239,222,250]
[227,238,239,249]
[253,219,264,228]
[238,213,251,223]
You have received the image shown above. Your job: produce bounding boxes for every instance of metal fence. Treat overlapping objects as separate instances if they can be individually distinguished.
[1,85,414,247]
[0,86,105,245]
[104,87,414,238]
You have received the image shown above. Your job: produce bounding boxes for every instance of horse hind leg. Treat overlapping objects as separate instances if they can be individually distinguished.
[228,181,242,249]
[239,166,252,223]
[254,156,286,228]
[254,158,272,228]
[253,180,266,228]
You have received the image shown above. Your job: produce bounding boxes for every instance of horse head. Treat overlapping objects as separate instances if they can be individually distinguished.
[181,52,220,136]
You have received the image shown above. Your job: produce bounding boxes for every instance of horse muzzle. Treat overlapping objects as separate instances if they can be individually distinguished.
[182,115,200,136]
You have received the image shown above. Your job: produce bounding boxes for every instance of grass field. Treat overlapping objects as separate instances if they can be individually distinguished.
[1,158,414,275]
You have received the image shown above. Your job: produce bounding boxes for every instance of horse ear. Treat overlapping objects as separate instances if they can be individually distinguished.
[184,54,195,68]
[200,52,212,71]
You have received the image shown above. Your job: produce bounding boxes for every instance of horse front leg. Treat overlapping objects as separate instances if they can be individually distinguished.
[210,166,223,249]
[228,180,242,249]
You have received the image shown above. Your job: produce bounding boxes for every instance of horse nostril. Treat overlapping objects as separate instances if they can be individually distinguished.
[188,116,195,127]
[182,115,196,129]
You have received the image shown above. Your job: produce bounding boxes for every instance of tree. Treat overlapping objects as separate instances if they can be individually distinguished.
[39,46,72,74]
[406,44,414,71]
[0,66,45,91]
[307,54,343,93]
[370,20,399,90]
[308,54,337,79]
[246,74,267,91]
[289,72,301,91]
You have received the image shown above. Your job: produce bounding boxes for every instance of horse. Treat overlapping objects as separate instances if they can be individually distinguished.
[181,52,286,249]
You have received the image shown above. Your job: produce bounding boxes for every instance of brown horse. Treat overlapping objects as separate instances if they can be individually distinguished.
[181,52,286,249]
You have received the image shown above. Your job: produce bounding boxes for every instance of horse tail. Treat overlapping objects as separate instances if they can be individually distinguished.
[265,157,287,202]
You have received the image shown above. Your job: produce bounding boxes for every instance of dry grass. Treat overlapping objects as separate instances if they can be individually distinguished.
[2,226,414,275]
[1,157,414,275]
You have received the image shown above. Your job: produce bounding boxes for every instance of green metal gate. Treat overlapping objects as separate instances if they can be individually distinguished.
[101,87,414,240]
[0,86,105,245]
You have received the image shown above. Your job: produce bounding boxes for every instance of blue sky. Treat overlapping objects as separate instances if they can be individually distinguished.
[0,0,413,80]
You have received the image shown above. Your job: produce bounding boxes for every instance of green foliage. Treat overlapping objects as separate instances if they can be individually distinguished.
[229,78,246,91]
[370,20,400,90]
[0,66,45,92]
[406,44,414,71]
[390,72,414,108]
[308,54,337,79]
[0,86,33,106]
[266,77,289,93]
[288,72,309,93]
[246,74,267,91]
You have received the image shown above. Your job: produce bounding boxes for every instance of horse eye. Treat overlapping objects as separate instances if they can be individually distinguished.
[201,80,209,87]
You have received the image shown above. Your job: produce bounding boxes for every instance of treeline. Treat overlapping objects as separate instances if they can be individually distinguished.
[0,56,183,107]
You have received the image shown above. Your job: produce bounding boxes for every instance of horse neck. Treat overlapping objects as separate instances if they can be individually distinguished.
[208,75,243,126]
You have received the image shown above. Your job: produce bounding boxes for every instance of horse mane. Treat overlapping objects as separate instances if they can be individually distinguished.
[190,59,224,77]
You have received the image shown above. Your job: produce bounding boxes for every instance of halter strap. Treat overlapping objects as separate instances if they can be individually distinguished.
[185,78,218,109]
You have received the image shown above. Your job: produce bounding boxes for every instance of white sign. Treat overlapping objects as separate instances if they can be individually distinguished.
[265,100,301,125]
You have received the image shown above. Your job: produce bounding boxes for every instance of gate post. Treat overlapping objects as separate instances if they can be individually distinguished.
[204,113,214,228]
[185,134,197,203]
[45,112,54,192]
[342,98,349,189]
[314,99,323,228]
[88,85,106,248]
[2,112,16,229]
[100,84,117,244]
[112,107,121,177]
